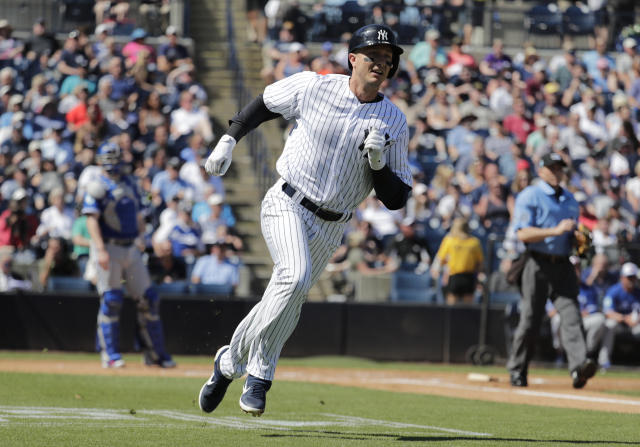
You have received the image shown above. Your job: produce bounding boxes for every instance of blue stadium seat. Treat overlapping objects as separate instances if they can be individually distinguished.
[390,269,436,302]
[562,5,595,36]
[524,3,562,35]
[190,283,234,296]
[155,281,189,295]
[47,276,93,292]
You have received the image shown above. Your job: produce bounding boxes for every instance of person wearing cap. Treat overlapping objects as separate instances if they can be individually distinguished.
[157,26,191,72]
[617,37,637,90]
[0,111,28,156]
[57,30,89,78]
[599,262,640,370]
[507,152,598,388]
[150,155,194,204]
[122,28,155,66]
[0,186,39,250]
[273,42,309,82]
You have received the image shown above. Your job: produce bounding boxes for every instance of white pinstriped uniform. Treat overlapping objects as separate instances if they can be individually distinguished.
[220,71,412,381]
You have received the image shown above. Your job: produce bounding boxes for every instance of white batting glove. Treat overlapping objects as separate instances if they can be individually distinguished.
[364,128,387,171]
[205,135,236,176]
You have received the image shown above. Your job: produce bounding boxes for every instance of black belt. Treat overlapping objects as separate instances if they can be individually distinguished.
[107,238,134,246]
[530,251,569,264]
[282,182,344,221]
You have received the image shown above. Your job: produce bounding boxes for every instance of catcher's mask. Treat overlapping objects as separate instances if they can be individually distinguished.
[348,24,403,78]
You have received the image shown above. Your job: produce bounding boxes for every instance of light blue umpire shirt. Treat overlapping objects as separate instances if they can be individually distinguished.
[512,180,579,256]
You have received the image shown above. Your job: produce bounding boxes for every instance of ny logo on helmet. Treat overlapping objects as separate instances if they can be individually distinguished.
[377,30,388,42]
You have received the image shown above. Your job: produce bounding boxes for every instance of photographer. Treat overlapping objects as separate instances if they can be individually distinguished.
[0,187,39,252]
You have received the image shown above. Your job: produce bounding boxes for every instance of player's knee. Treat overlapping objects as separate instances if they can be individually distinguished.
[141,287,160,315]
[100,289,124,316]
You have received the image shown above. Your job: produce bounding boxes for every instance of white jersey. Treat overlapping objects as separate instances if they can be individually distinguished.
[263,71,412,214]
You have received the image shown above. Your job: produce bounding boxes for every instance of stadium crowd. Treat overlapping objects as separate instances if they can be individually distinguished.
[0,10,243,295]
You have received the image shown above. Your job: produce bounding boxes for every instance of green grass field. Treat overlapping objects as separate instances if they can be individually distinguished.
[1,352,639,447]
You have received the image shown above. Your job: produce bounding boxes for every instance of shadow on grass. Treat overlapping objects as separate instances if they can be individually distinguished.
[263,432,640,445]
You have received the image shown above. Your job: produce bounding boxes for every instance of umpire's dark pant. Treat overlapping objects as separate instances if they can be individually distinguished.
[506,253,587,375]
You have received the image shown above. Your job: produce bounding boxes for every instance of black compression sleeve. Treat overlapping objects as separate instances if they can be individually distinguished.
[226,94,281,142]
[371,165,412,210]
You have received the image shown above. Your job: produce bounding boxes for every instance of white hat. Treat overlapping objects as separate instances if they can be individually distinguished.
[207,193,223,206]
[288,42,305,53]
[8,94,23,107]
[165,25,179,36]
[11,187,27,201]
[413,183,428,195]
[621,262,638,278]
[623,37,637,49]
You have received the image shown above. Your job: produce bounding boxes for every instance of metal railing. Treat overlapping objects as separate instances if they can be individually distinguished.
[225,0,276,197]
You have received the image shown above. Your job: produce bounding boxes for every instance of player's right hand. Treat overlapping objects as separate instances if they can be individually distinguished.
[364,128,387,171]
[205,135,236,176]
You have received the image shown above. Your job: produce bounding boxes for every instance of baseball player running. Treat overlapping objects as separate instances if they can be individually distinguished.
[198,24,412,416]
[83,142,175,369]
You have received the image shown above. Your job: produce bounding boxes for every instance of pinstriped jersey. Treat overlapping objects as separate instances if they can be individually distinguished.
[263,71,412,214]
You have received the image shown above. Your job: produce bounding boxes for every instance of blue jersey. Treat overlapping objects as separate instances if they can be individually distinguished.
[82,174,143,240]
[577,283,600,314]
[512,181,579,256]
[168,222,202,257]
[602,283,640,315]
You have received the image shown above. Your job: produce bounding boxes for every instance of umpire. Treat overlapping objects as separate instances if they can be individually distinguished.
[507,153,597,389]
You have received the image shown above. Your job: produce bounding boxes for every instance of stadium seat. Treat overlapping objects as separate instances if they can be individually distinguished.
[47,276,93,292]
[190,283,234,296]
[155,281,189,295]
[524,3,563,48]
[489,291,521,305]
[562,5,595,36]
[390,269,436,302]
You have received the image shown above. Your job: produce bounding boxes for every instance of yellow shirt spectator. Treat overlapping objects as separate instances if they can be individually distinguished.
[436,234,484,275]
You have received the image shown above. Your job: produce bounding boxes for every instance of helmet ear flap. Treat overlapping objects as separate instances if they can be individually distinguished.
[388,52,400,78]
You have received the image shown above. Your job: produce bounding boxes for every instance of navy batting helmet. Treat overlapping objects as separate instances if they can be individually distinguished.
[348,24,404,78]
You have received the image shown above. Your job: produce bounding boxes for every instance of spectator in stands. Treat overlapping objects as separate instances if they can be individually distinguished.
[190,241,239,291]
[445,36,476,78]
[432,216,484,305]
[122,28,155,66]
[582,37,614,81]
[0,112,28,157]
[167,200,203,278]
[0,187,38,251]
[503,98,535,145]
[57,30,90,80]
[0,20,23,67]
[0,245,31,291]
[407,29,446,84]
[387,217,430,273]
[151,156,194,204]
[361,195,402,249]
[458,87,494,133]
[600,262,640,369]
[24,18,58,60]
[102,56,136,103]
[474,177,512,233]
[446,112,477,167]
[425,85,460,132]
[617,38,637,91]
[169,90,213,147]
[274,42,308,81]
[310,41,339,75]
[479,39,512,78]
[38,236,79,289]
[157,26,191,72]
[32,187,74,246]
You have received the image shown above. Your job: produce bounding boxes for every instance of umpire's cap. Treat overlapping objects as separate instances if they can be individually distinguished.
[348,24,403,78]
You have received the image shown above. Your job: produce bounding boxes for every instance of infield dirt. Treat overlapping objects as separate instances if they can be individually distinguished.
[1,357,639,414]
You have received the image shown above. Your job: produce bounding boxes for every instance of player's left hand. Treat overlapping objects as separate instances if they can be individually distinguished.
[205,135,236,176]
[364,128,393,170]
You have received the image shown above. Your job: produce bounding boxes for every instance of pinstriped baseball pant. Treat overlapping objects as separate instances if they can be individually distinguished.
[220,180,348,381]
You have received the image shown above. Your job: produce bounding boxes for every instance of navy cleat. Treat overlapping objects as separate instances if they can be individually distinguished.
[572,358,597,389]
[198,345,232,413]
[239,374,272,417]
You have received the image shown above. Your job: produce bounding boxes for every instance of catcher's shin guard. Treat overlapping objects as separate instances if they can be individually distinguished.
[136,287,172,364]
[97,289,124,361]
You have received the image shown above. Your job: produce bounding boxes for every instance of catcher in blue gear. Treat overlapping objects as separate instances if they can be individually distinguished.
[83,142,175,368]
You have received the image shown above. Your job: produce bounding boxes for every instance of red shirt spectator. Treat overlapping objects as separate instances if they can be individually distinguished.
[503,99,535,144]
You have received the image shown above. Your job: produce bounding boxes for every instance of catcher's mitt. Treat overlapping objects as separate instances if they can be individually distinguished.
[573,223,592,258]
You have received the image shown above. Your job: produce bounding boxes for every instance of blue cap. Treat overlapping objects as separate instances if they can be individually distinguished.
[131,28,147,40]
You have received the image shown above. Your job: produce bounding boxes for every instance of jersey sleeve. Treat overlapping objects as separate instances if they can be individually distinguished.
[263,71,318,120]
[512,187,536,232]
